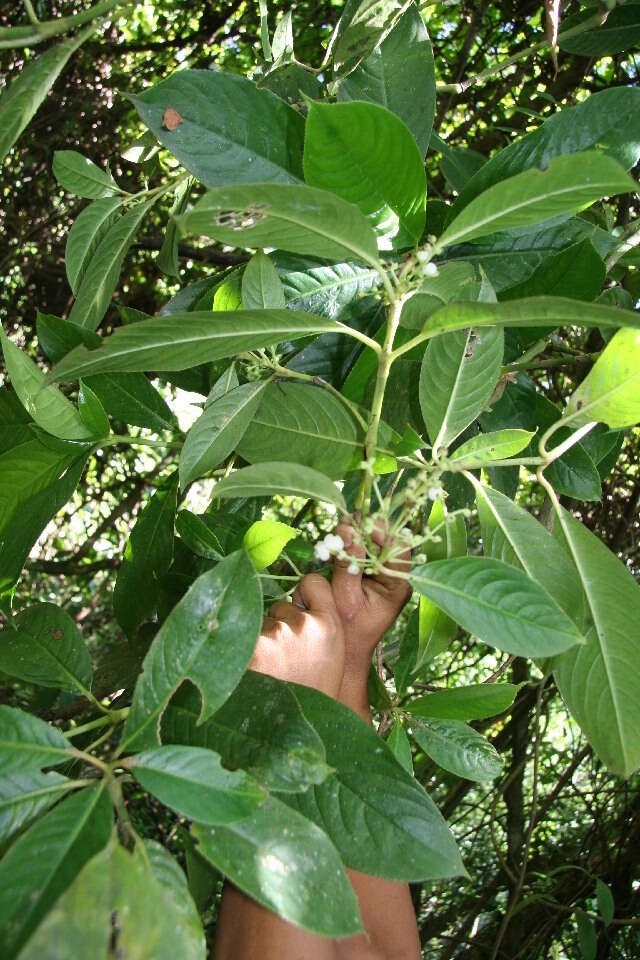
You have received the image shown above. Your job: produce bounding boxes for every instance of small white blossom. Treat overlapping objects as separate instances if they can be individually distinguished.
[314,542,331,562]
[347,562,360,575]
[416,248,432,263]
[421,262,439,277]
[428,485,444,501]
[323,533,344,553]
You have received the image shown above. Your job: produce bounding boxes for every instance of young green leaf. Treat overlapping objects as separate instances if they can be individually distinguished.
[406,683,522,721]
[243,518,297,570]
[237,382,362,479]
[0,603,92,694]
[65,197,123,295]
[0,785,112,960]
[0,705,72,775]
[564,327,640,428]
[0,330,91,440]
[386,719,413,774]
[77,378,110,436]
[552,506,640,777]
[179,382,268,489]
[128,69,305,185]
[162,672,330,794]
[67,199,155,331]
[17,836,205,960]
[158,178,191,277]
[448,429,535,467]
[411,719,503,781]
[288,684,466,880]
[212,462,347,511]
[177,183,381,267]
[419,325,504,452]
[242,251,286,309]
[439,152,635,249]
[121,550,262,752]
[131,745,265,824]
[425,499,467,562]
[410,556,586,657]
[0,772,74,845]
[50,310,340,380]
[304,100,426,248]
[193,794,363,938]
[52,150,120,198]
[576,909,598,960]
[596,878,615,927]
[337,3,436,155]
[0,26,94,164]
[175,510,225,560]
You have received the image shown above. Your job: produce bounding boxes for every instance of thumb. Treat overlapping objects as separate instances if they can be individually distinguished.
[331,523,364,619]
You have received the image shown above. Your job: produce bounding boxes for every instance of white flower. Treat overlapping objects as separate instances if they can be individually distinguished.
[323,533,344,553]
[416,248,431,263]
[314,542,331,562]
[421,262,439,277]
[428,485,444,501]
[347,562,360,576]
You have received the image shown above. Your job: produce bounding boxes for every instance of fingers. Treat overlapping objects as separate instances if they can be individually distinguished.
[368,522,412,603]
[331,523,364,619]
[295,573,337,615]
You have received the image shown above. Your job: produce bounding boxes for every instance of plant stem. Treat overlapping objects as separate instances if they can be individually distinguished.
[356,296,404,515]
[605,217,640,272]
[64,714,112,738]
[1,0,125,47]
[103,434,182,450]
[335,321,382,354]
[23,1,39,25]
[538,417,596,462]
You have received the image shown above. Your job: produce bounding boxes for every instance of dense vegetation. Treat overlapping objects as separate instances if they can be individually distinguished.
[1,1,639,958]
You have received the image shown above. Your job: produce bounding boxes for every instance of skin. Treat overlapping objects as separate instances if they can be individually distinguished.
[214,524,421,960]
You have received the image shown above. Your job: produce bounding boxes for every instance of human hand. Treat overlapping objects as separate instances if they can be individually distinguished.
[331,522,412,678]
[249,573,345,698]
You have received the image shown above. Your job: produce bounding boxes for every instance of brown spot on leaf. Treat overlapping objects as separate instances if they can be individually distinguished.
[52,630,63,641]
[162,107,184,131]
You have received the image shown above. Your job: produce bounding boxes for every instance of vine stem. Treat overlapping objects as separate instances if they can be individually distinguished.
[356,295,405,516]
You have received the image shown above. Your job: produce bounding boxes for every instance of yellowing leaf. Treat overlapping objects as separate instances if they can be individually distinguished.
[243,519,297,570]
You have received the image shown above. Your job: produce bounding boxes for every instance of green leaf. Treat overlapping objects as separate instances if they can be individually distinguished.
[52,150,120,199]
[67,199,155,331]
[65,197,123,295]
[179,382,268,489]
[432,134,487,193]
[205,365,240,407]
[0,330,90,441]
[304,100,426,248]
[439,152,634,249]
[410,557,585,657]
[0,27,93,164]
[337,2,435,154]
[50,310,340,380]
[157,178,191,277]
[552,507,640,777]
[0,441,79,539]
[449,429,535,467]
[193,794,363,937]
[406,683,522,721]
[596,878,615,927]
[411,719,503,782]
[85,372,177,433]
[0,772,73,845]
[565,328,640,428]
[333,0,413,74]
[455,87,640,213]
[237,382,362,479]
[0,785,112,959]
[113,476,178,636]
[77,379,110,437]
[129,70,305,185]
[419,325,503,451]
[177,183,380,267]
[175,511,225,560]
[576,909,598,960]
[399,262,477,329]
[121,550,262,751]
[162,672,330,793]
[560,5,640,56]
[242,251,286,308]
[425,498,467,562]
[473,480,586,623]
[415,296,640,340]
[386,719,413,774]
[534,393,602,502]
[243,518,297,569]
[499,238,606,303]
[288,684,466,880]
[0,705,72,776]
[0,603,92,694]
[131,745,265,824]
[0,456,87,607]
[17,836,205,960]
[212,462,347,511]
